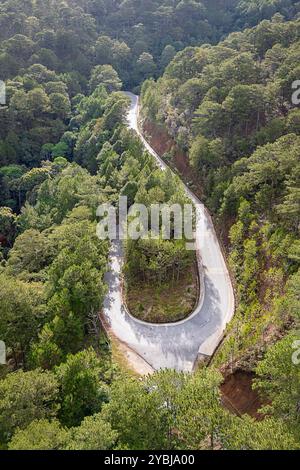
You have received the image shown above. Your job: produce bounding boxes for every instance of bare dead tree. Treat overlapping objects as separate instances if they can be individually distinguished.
[87,309,102,343]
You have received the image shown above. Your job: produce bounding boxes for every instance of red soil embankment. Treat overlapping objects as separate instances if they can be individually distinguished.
[0,234,7,245]
[221,371,263,419]
[143,119,203,199]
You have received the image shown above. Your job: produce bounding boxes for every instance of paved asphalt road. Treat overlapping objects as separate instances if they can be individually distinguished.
[102,93,235,372]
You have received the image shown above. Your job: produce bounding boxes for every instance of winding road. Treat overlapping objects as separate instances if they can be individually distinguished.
[102,93,235,372]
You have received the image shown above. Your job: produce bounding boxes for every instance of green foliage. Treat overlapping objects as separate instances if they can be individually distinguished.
[0,369,59,443]
[254,333,300,434]
[102,374,169,450]
[8,419,68,450]
[89,65,122,93]
[0,207,16,246]
[19,163,104,230]
[225,415,300,450]
[3,366,300,450]
[125,237,194,287]
[175,368,229,450]
[7,229,53,278]
[142,17,300,169]
[0,274,46,366]
[28,218,108,367]
[8,414,117,450]
[65,414,117,450]
[54,349,109,428]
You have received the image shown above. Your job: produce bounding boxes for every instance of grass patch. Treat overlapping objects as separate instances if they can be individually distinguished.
[110,336,139,378]
[126,264,199,324]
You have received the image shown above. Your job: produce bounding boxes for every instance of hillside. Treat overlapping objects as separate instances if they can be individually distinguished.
[141,15,300,370]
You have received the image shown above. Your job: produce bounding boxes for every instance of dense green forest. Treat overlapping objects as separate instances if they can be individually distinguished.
[141,12,300,441]
[141,13,300,365]
[0,0,300,452]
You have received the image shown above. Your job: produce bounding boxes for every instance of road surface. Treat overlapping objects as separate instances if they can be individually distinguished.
[102,93,235,372]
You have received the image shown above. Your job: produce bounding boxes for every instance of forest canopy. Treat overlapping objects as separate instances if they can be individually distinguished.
[0,0,300,453]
